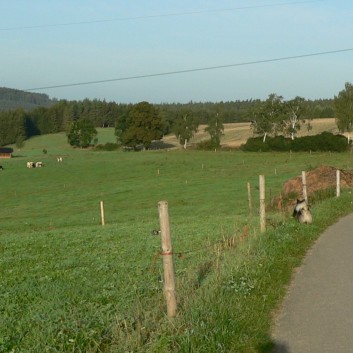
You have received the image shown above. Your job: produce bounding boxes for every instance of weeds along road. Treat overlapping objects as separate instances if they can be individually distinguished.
[272,213,353,353]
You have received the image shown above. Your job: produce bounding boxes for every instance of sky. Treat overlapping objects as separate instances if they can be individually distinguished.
[1,0,352,103]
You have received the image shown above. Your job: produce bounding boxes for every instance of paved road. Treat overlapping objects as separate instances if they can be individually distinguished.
[272,213,353,353]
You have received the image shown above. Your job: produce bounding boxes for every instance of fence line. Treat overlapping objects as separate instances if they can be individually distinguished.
[4,167,346,235]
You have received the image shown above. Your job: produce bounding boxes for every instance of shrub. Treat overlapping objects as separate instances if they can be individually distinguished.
[94,143,120,151]
[317,132,348,152]
[267,136,291,151]
[195,139,220,151]
[242,133,349,152]
[241,137,270,152]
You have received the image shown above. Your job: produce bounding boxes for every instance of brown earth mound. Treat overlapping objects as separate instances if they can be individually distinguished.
[278,165,353,209]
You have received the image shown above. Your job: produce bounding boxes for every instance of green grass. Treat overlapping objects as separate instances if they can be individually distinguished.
[1,133,353,352]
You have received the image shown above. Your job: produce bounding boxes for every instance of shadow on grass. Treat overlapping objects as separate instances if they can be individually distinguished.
[257,340,290,353]
[149,140,177,150]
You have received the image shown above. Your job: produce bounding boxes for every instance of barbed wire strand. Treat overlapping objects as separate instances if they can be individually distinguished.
[25,48,353,91]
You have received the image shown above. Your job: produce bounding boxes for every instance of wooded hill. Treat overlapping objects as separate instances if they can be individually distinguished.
[0,87,55,111]
[0,86,336,147]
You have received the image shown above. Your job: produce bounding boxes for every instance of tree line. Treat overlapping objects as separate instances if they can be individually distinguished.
[2,84,353,150]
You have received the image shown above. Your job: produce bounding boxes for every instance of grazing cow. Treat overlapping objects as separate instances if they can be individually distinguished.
[57,157,63,162]
[35,162,43,168]
[293,199,312,224]
[27,161,35,168]
[0,165,3,170]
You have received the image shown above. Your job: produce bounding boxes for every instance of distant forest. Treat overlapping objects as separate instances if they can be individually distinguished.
[0,87,335,147]
[0,87,55,111]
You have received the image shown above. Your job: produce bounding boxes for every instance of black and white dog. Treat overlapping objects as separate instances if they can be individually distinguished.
[293,199,312,224]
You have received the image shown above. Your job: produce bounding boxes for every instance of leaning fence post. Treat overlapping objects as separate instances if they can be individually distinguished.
[100,201,105,226]
[158,201,177,318]
[336,169,341,197]
[259,175,266,233]
[301,171,308,203]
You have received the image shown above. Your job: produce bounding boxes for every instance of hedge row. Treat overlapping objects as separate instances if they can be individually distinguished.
[94,142,121,151]
[241,132,349,152]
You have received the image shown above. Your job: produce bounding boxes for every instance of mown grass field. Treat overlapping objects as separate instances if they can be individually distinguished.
[164,118,340,148]
[1,126,353,352]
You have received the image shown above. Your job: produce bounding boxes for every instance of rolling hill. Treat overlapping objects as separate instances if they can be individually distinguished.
[0,87,55,111]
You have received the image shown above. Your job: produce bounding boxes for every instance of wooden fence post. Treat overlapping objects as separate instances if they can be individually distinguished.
[301,171,308,203]
[247,182,252,214]
[158,201,177,318]
[100,201,105,226]
[259,175,266,233]
[336,169,341,197]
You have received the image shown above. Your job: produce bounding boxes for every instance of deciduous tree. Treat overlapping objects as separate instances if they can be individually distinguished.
[281,96,308,140]
[334,82,353,140]
[251,94,284,142]
[172,110,199,149]
[121,101,164,150]
[67,118,97,148]
[204,113,224,148]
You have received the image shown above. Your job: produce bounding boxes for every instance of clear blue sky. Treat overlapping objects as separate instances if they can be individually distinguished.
[1,0,352,103]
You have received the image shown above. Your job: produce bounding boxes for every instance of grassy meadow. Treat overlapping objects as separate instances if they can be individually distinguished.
[1,126,353,352]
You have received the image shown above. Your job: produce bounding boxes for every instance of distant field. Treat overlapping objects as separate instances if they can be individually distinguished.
[13,118,337,154]
[164,118,339,148]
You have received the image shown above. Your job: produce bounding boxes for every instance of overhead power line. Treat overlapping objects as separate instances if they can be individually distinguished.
[1,0,323,31]
[25,48,353,91]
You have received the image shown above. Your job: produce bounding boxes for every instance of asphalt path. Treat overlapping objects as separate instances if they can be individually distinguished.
[272,213,353,353]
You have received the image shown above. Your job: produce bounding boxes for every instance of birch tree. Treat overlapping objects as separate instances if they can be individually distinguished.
[251,94,283,142]
[282,96,308,140]
[172,110,199,149]
[334,82,353,142]
[204,113,224,148]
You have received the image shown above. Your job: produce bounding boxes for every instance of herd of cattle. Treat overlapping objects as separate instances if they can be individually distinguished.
[27,157,63,168]
[0,157,63,170]
[26,157,63,168]
[27,161,44,168]
[0,157,64,171]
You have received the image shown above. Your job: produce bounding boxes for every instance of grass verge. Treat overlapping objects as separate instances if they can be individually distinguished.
[141,192,353,353]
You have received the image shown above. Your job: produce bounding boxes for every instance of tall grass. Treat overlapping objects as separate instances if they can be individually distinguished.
[1,134,353,352]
